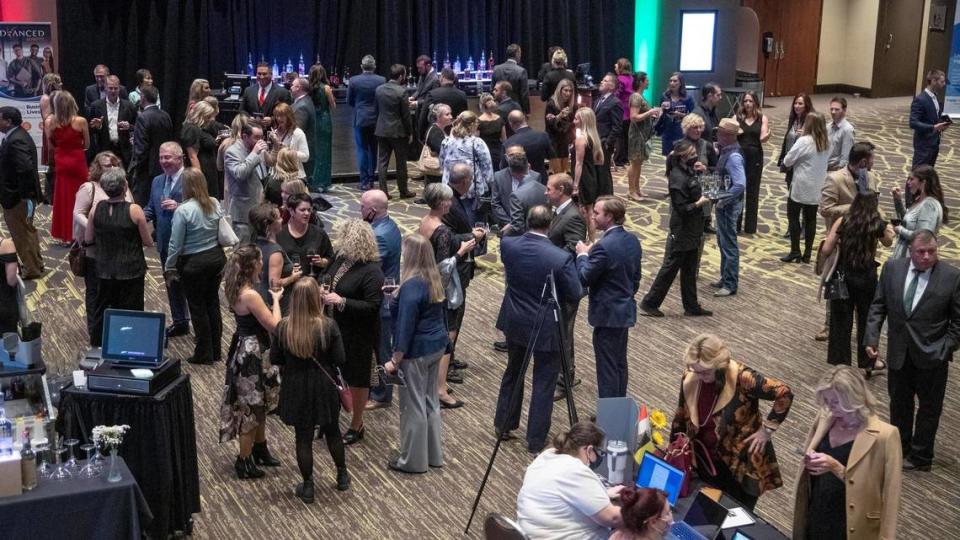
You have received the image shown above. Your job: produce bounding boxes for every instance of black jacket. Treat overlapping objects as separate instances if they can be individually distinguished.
[375,81,411,139]
[417,85,468,140]
[493,60,530,114]
[87,98,139,166]
[501,127,553,179]
[239,83,292,118]
[593,93,623,146]
[0,127,40,209]
[666,164,704,251]
[83,84,129,116]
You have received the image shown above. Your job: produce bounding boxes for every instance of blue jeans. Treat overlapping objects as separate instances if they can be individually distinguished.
[370,315,394,403]
[354,125,378,188]
[159,249,190,325]
[715,199,741,292]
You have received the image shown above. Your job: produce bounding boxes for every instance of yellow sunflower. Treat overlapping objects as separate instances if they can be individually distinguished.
[652,431,665,447]
[650,409,668,430]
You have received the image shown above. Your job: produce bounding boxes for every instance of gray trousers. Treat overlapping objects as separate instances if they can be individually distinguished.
[396,349,444,472]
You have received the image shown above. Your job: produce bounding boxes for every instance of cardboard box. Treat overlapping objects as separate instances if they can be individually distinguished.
[0,453,23,497]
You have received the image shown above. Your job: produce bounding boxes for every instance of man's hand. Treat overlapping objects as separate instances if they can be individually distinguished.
[865,346,879,359]
[90,117,103,129]
[576,240,592,256]
[261,116,273,128]
[693,161,706,173]
[934,122,949,133]
[252,140,269,155]
[160,198,178,211]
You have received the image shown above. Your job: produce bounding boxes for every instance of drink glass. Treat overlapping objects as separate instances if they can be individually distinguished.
[79,443,100,478]
[319,275,332,294]
[64,438,80,473]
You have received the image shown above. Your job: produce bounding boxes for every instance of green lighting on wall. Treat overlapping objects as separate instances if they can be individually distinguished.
[634,0,661,103]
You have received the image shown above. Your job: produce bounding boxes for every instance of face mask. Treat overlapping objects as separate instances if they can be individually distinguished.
[686,157,699,168]
[588,446,604,469]
[362,207,376,223]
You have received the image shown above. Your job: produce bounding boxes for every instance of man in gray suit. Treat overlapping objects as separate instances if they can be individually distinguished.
[493,43,530,114]
[505,171,547,237]
[224,122,268,243]
[409,55,439,109]
[491,145,540,231]
[866,230,960,471]
[291,77,316,186]
[375,64,415,198]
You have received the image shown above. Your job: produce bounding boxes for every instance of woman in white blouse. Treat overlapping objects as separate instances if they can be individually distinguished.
[265,102,310,178]
[781,113,831,264]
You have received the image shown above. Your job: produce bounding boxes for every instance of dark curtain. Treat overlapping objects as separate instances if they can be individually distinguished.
[58,0,634,125]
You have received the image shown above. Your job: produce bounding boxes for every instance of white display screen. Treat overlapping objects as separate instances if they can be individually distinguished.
[679,11,716,72]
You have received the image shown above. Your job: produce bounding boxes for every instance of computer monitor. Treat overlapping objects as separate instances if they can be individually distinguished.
[635,452,686,506]
[101,309,166,367]
[575,62,591,83]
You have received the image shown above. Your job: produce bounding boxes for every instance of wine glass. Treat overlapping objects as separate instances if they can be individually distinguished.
[319,275,332,294]
[306,249,317,275]
[269,278,281,293]
[291,255,301,275]
[51,443,72,481]
[78,443,100,478]
[64,438,81,473]
[383,277,397,295]
[36,442,53,479]
[91,439,105,465]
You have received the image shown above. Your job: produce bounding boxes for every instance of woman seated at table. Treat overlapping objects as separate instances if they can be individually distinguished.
[277,193,333,278]
[792,366,902,540]
[516,421,623,539]
[610,488,673,540]
[670,334,794,511]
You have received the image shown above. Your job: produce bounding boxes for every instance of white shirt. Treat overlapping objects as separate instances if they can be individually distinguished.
[555,198,573,216]
[258,82,273,102]
[516,449,611,540]
[106,98,120,142]
[905,261,932,312]
[925,88,940,116]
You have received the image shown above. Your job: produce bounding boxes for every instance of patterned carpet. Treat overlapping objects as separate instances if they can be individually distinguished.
[10,94,960,538]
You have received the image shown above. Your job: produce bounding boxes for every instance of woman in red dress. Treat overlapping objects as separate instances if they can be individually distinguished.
[44,91,89,244]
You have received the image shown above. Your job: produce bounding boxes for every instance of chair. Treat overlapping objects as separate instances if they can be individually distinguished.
[483,513,529,540]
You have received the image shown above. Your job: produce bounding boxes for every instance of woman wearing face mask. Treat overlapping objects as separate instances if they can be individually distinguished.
[610,488,674,540]
[792,366,902,540]
[639,140,711,318]
[670,334,794,511]
[516,421,624,539]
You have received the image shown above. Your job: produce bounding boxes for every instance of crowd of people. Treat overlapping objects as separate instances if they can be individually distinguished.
[0,44,956,539]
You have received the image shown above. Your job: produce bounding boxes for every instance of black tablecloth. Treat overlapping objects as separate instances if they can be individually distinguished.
[0,458,152,540]
[674,480,789,540]
[56,374,200,539]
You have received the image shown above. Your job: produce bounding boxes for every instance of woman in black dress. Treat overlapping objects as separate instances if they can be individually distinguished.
[735,90,770,234]
[277,193,333,279]
[477,93,506,169]
[572,108,607,241]
[181,100,225,199]
[272,279,350,502]
[249,203,302,314]
[320,218,384,445]
[545,78,576,174]
[0,237,19,334]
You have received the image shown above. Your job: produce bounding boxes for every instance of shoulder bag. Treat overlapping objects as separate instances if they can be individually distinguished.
[660,432,717,498]
[418,126,442,177]
[68,241,86,276]
[313,359,353,413]
[823,268,849,301]
[218,207,240,247]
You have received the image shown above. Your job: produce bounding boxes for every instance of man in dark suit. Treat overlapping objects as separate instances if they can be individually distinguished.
[128,86,172,206]
[501,111,553,179]
[416,69,467,141]
[506,173,547,237]
[0,107,44,278]
[87,75,138,166]
[493,44,530,114]
[546,173,587,400]
[347,55,386,191]
[290,77,316,186]
[494,205,582,452]
[493,81,522,137]
[83,65,128,116]
[239,62,292,130]
[594,73,623,197]
[375,64,415,199]
[491,145,540,230]
[865,230,960,471]
[144,142,190,339]
[576,196,642,398]
[909,70,950,169]
[409,55,439,108]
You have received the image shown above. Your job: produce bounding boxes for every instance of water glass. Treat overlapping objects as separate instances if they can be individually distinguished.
[78,443,100,478]
[64,438,80,473]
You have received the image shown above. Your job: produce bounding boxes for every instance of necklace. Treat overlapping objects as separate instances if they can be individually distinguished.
[696,381,720,428]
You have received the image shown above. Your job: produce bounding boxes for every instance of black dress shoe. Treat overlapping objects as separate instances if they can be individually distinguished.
[780,253,803,263]
[342,425,365,445]
[186,356,214,365]
[493,340,508,352]
[413,197,426,204]
[440,398,465,409]
[704,225,717,234]
[498,430,518,441]
[902,458,932,471]
[450,358,469,370]
[684,307,713,317]
[446,369,464,384]
[399,190,417,199]
[166,323,190,338]
[801,254,811,264]
[639,303,665,317]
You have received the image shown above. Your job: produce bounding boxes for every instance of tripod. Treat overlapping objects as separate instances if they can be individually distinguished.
[464,271,578,534]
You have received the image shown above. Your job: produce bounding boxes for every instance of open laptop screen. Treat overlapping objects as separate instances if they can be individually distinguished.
[635,452,686,506]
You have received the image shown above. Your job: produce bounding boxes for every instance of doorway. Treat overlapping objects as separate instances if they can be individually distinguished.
[871,0,924,97]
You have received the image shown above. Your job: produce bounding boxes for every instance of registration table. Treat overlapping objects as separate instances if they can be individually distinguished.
[0,458,152,540]
[56,374,200,538]
[673,481,789,540]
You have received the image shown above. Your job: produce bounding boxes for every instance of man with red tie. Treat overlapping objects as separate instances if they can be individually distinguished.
[239,62,292,129]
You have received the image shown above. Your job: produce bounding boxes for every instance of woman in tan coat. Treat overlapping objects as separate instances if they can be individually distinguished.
[793,366,901,540]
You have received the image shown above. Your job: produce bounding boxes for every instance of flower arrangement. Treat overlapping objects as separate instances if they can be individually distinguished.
[92,425,130,451]
[649,408,669,450]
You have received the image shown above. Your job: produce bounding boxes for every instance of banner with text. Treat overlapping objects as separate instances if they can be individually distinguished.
[946,3,960,116]
[0,22,54,162]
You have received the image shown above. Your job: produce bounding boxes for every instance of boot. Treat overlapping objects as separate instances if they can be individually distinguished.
[234,455,265,479]
[252,441,281,467]
[336,466,351,491]
[295,478,315,504]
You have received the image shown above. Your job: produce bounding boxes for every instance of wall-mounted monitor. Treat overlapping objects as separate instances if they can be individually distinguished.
[679,10,717,72]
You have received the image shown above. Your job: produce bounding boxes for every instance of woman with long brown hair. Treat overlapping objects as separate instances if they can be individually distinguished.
[891,165,947,259]
[778,93,815,237]
[220,244,283,479]
[572,108,606,240]
[781,112,830,263]
[265,102,310,178]
[272,279,350,502]
[308,63,336,192]
[46,90,90,244]
[165,168,228,365]
[735,90,770,234]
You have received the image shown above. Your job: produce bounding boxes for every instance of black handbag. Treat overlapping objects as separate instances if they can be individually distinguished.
[823,269,849,301]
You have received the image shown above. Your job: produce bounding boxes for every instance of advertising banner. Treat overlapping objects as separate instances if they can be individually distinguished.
[0,22,54,161]
[946,3,960,117]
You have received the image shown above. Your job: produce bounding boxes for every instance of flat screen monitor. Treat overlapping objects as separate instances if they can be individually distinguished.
[679,11,717,72]
[575,62,591,82]
[635,452,685,506]
[101,309,166,367]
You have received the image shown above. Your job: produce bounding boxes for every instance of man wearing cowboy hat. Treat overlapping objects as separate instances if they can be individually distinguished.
[711,118,746,298]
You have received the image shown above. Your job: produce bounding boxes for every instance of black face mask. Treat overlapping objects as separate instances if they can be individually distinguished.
[588,446,605,469]
[361,207,377,223]
[686,157,699,168]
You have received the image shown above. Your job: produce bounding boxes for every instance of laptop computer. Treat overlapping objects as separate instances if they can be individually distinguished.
[667,491,729,540]
[635,452,686,506]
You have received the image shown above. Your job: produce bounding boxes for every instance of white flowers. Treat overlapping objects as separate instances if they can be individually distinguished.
[92,424,130,450]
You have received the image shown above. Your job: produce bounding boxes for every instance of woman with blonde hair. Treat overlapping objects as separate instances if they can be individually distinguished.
[165,168,228,365]
[572,108,606,240]
[545,78,576,174]
[181,100,226,198]
[272,279,350,501]
[477,92,506,167]
[793,366,901,540]
[439,110,493,200]
[383,234,450,473]
[670,334,794,510]
[221,245,283,479]
[217,112,250,210]
[265,102,310,177]
[186,78,211,112]
[46,90,89,244]
[265,147,305,207]
[781,112,831,263]
[319,219,385,444]
[540,48,576,108]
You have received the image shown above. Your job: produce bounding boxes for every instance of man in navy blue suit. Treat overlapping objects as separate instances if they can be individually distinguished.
[576,196,642,398]
[910,69,950,169]
[347,55,386,190]
[144,142,189,338]
[495,205,582,452]
[593,74,623,200]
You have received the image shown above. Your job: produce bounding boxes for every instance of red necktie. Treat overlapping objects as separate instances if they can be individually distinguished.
[258,87,265,107]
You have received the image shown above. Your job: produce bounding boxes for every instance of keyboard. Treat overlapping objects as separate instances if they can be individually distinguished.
[666,521,708,540]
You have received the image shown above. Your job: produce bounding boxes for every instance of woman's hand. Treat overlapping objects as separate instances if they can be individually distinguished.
[805,451,843,477]
[457,238,477,257]
[606,485,625,500]
[695,195,710,208]
[692,161,706,173]
[472,227,486,240]
[743,427,771,455]
[891,186,901,201]
[384,360,398,374]
[269,287,284,303]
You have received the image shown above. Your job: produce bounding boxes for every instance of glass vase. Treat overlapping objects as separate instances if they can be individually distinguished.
[106,448,122,483]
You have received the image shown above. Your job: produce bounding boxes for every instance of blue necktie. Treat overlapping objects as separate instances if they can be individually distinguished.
[163,176,173,198]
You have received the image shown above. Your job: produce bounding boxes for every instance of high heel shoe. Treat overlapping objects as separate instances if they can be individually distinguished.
[780,253,802,263]
[336,467,351,491]
[251,441,281,467]
[234,455,265,479]
[342,425,365,445]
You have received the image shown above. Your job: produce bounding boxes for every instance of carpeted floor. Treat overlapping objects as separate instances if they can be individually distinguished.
[11,94,960,539]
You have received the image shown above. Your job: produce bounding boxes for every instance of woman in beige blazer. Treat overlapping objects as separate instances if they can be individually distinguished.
[793,366,901,540]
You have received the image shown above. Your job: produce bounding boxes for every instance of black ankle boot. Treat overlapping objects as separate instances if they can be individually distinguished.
[336,467,351,491]
[235,455,265,479]
[296,478,315,503]
[252,441,281,466]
